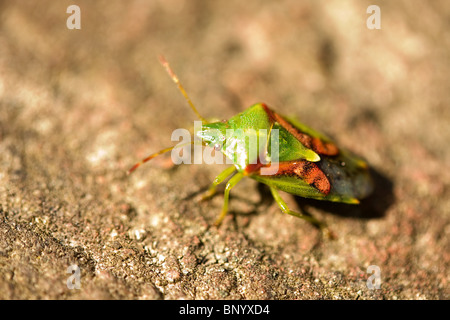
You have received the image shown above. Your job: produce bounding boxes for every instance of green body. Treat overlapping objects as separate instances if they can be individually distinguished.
[198,103,373,205]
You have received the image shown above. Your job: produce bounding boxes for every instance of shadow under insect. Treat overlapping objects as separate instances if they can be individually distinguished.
[293,167,394,220]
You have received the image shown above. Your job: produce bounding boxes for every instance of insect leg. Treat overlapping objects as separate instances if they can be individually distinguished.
[201,166,237,201]
[269,187,335,238]
[214,172,244,226]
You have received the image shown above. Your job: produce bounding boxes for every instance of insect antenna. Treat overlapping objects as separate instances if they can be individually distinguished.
[159,55,208,123]
[127,141,194,175]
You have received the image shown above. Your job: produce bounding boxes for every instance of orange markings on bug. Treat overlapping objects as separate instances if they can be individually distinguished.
[260,103,339,156]
[278,160,331,194]
[311,137,339,156]
[244,161,265,175]
[248,160,331,195]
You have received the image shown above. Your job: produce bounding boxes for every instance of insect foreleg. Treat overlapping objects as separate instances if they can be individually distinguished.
[201,166,237,201]
[214,172,244,226]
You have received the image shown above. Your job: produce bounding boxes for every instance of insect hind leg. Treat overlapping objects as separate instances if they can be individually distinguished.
[269,187,336,239]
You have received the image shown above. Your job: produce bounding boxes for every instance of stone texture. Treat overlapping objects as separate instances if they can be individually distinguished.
[0,0,448,299]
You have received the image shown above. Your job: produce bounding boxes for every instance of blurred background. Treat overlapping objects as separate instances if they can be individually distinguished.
[0,0,448,299]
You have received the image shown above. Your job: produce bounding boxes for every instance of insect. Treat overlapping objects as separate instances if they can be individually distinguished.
[129,56,373,237]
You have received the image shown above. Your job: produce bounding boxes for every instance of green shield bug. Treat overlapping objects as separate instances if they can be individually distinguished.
[129,56,373,237]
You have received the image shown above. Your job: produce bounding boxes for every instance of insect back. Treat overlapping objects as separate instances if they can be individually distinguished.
[197,104,322,172]
[241,104,373,203]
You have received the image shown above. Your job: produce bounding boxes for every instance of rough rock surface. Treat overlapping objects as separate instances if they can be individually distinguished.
[0,1,448,299]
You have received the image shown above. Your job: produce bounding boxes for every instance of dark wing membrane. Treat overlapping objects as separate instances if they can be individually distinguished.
[317,151,373,201]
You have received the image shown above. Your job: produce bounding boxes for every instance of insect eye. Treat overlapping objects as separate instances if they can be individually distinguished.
[214,143,222,151]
